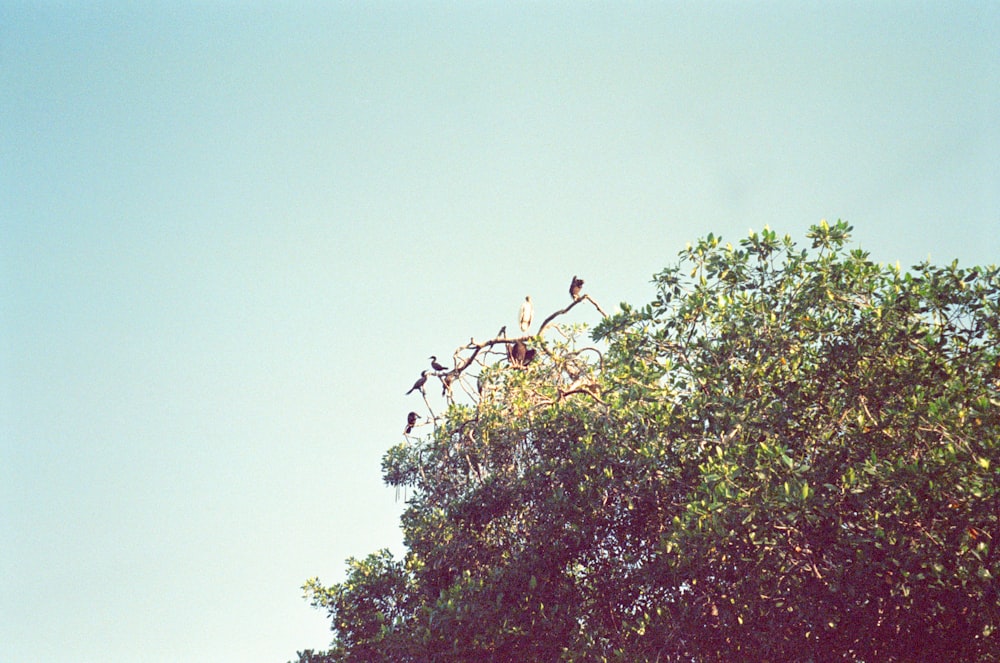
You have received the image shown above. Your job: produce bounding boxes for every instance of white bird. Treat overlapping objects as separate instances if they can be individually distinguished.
[519,295,533,332]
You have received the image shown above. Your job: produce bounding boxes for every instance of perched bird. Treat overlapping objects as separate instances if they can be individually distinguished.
[497,325,507,339]
[429,355,448,372]
[406,370,429,395]
[404,411,418,435]
[569,275,585,301]
[441,370,457,396]
[519,296,533,332]
[508,339,537,368]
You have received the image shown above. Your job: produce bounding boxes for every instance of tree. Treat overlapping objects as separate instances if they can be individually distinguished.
[293,221,999,662]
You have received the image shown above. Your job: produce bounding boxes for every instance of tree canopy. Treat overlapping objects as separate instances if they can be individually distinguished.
[292,222,999,662]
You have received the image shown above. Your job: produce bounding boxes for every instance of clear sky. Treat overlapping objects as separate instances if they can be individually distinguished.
[1,2,997,662]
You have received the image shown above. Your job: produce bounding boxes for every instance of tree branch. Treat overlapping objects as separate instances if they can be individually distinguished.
[536,294,608,338]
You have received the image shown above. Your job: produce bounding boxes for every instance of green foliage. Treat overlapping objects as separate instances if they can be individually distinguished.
[296,222,999,662]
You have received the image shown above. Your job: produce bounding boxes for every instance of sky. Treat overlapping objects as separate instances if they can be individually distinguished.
[1,2,997,661]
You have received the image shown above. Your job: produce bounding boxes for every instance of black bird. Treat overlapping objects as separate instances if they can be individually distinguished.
[404,411,418,435]
[406,370,429,395]
[569,275,585,301]
[509,339,537,368]
[429,355,448,372]
[497,325,507,339]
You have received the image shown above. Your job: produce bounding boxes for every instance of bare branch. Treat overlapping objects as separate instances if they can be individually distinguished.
[420,389,435,420]
[559,384,605,405]
[536,294,608,337]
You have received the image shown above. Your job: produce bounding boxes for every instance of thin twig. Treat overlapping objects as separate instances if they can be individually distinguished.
[421,389,435,420]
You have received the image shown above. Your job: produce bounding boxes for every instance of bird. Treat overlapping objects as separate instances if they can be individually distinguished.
[429,355,447,372]
[569,275,585,301]
[404,411,418,435]
[406,370,429,395]
[519,296,533,332]
[497,325,507,339]
[441,370,457,396]
[509,339,537,368]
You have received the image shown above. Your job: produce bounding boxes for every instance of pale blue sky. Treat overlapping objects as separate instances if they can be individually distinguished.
[1,2,997,662]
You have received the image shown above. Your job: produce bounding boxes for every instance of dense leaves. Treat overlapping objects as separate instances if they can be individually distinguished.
[294,222,999,662]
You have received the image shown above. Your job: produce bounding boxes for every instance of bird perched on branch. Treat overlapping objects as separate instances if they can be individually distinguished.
[497,325,507,339]
[569,275,585,301]
[508,339,537,368]
[404,411,418,435]
[519,296,533,332]
[406,370,429,395]
[429,355,447,372]
[441,370,457,396]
